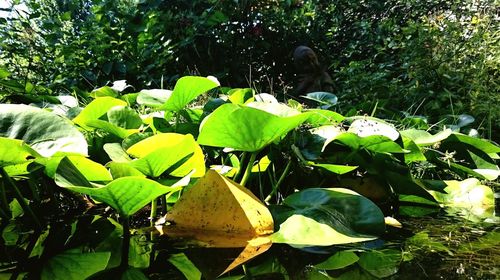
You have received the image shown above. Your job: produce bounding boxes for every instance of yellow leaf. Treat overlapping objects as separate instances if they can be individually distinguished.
[156,170,274,274]
[127,133,205,177]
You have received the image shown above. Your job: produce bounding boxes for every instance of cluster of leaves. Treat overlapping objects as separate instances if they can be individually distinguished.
[1,0,498,140]
[0,75,498,279]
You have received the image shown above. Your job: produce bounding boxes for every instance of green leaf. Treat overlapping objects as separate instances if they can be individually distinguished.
[358,249,401,278]
[327,133,406,154]
[312,163,358,174]
[445,133,500,154]
[41,250,111,280]
[161,76,219,111]
[270,188,385,248]
[90,86,118,98]
[198,103,310,152]
[137,89,172,108]
[401,137,427,163]
[400,129,452,146]
[0,138,40,167]
[86,119,137,139]
[65,177,173,216]
[228,88,254,105]
[428,178,494,211]
[270,214,377,247]
[0,104,88,157]
[121,267,149,280]
[283,188,386,236]
[127,133,205,178]
[54,157,93,188]
[103,143,132,163]
[302,92,338,109]
[73,97,127,130]
[314,251,359,270]
[0,68,10,79]
[168,253,202,280]
[108,162,145,179]
[45,155,112,181]
[305,109,345,126]
[107,106,142,129]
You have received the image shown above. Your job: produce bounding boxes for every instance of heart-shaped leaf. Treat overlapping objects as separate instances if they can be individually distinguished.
[161,76,219,111]
[270,188,385,248]
[198,103,310,152]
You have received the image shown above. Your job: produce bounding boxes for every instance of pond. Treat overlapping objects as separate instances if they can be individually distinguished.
[149,197,499,280]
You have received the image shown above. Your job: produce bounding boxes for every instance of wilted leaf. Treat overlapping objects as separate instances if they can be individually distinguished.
[157,170,273,273]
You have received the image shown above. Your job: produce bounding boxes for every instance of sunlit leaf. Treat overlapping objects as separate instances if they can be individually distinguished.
[73,97,127,130]
[90,86,118,98]
[270,214,377,247]
[103,143,132,163]
[312,163,358,174]
[305,109,345,126]
[157,170,273,274]
[428,178,494,217]
[348,118,399,141]
[228,88,254,105]
[45,155,112,181]
[0,138,40,167]
[158,170,274,246]
[400,129,452,146]
[302,91,338,109]
[0,104,88,157]
[64,177,173,217]
[107,106,142,129]
[161,76,219,111]
[137,89,172,108]
[127,133,205,177]
[198,103,310,152]
[270,188,385,248]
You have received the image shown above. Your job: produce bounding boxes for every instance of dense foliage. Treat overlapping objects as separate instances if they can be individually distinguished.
[1,0,498,139]
[0,0,498,279]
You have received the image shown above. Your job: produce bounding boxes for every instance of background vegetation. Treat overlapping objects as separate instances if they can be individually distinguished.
[0,0,498,137]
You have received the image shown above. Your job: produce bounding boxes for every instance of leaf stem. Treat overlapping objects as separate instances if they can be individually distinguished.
[0,179,10,218]
[150,199,157,240]
[234,152,248,182]
[240,152,257,187]
[120,216,131,270]
[0,168,41,230]
[264,159,292,204]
